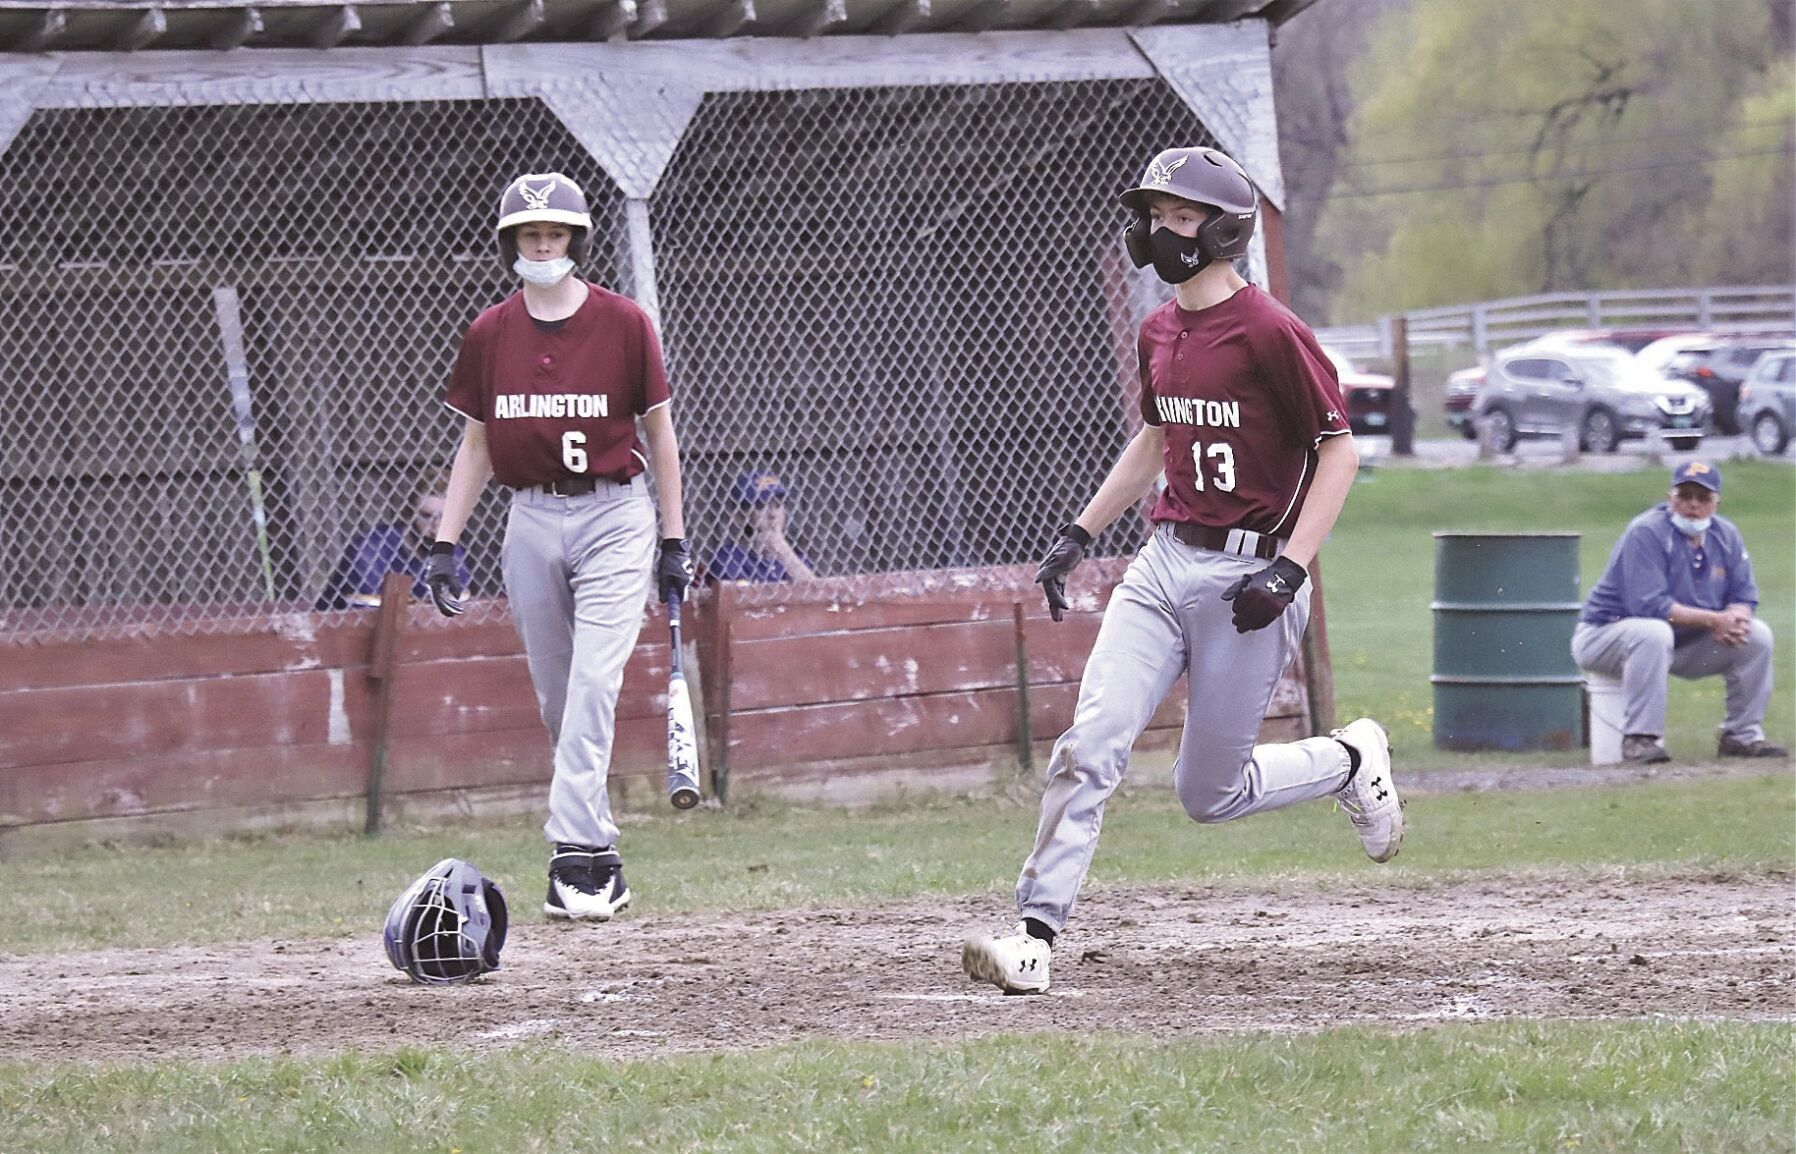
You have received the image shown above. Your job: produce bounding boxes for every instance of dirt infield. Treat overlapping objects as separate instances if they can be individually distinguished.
[3,870,1789,1064]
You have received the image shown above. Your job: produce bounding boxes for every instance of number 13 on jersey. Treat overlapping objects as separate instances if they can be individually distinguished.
[1190,440,1236,491]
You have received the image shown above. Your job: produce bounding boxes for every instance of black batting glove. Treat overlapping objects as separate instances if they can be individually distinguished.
[1219,555,1307,634]
[657,538,693,604]
[1035,523,1093,623]
[425,541,465,618]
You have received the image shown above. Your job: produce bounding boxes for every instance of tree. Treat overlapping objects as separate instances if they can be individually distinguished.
[1310,0,1794,321]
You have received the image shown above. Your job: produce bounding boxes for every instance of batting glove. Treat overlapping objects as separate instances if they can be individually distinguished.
[657,538,694,604]
[425,541,465,618]
[1035,523,1092,623]
[1220,555,1307,634]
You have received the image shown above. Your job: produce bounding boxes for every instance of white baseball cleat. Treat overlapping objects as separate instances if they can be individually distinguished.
[1332,717,1404,863]
[961,922,1052,994]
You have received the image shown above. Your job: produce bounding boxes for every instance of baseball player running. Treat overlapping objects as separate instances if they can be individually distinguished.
[962,148,1402,994]
[426,172,692,921]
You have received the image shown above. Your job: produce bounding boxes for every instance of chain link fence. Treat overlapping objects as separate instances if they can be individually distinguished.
[0,79,1217,641]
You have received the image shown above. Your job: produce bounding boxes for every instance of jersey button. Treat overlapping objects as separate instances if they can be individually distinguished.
[540,356,553,366]
[1179,331,1188,340]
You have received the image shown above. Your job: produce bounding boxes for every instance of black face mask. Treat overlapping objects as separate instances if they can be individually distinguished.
[1148,226,1210,284]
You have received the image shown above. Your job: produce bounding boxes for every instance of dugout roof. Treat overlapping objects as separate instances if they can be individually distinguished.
[0,0,1319,51]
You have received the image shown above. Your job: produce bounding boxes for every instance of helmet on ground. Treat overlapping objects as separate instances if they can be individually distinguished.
[1119,147,1258,271]
[496,172,593,266]
[382,858,508,985]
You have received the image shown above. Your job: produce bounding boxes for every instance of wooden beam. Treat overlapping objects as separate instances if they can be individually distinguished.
[308,3,360,49]
[118,7,167,51]
[209,6,263,50]
[17,8,66,52]
[1126,0,1178,26]
[587,0,637,40]
[401,1,453,45]
[488,0,545,43]
[704,0,755,38]
[953,0,1009,32]
[1048,0,1101,30]
[871,0,929,35]
[630,0,667,37]
[785,0,845,37]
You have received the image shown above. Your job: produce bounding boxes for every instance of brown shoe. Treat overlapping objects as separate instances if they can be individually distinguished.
[1717,735,1789,759]
[1621,734,1671,764]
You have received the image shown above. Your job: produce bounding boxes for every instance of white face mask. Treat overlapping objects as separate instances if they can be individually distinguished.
[1669,512,1711,536]
[514,255,575,287]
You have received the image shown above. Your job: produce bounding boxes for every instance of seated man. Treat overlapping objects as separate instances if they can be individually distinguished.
[317,472,471,610]
[705,470,815,583]
[1572,461,1784,763]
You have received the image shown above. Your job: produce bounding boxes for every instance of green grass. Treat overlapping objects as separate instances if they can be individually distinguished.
[4,773,1789,956]
[2,1022,1790,1154]
[1329,458,1795,766]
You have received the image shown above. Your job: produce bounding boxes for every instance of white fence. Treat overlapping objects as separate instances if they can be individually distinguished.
[1316,285,1796,361]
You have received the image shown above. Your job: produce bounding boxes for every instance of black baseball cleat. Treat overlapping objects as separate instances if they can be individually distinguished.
[1717,735,1788,760]
[545,845,632,921]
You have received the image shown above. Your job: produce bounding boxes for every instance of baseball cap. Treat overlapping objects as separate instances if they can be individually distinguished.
[733,470,787,506]
[1671,460,1721,493]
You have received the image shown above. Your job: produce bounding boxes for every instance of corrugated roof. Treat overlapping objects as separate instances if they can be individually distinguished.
[0,0,1319,52]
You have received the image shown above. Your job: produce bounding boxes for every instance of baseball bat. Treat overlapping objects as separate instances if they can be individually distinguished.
[665,593,702,810]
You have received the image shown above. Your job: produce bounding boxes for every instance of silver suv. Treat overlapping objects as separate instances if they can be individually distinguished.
[1471,342,1709,453]
[1736,344,1795,455]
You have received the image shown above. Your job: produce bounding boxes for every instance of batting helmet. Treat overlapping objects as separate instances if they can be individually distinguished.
[496,172,594,266]
[1119,147,1258,272]
[382,858,509,985]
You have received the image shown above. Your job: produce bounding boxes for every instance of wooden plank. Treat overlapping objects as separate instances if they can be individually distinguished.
[400,0,452,44]
[726,615,1105,710]
[382,716,666,794]
[209,6,263,49]
[119,7,170,50]
[36,45,484,107]
[1,743,367,826]
[724,681,1186,770]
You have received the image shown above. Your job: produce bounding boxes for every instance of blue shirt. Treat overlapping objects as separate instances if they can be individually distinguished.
[1581,503,1758,641]
[317,526,471,610]
[705,543,806,584]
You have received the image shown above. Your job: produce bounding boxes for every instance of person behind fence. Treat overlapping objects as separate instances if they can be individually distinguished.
[1572,461,1784,764]
[425,172,692,924]
[704,470,815,583]
[316,468,470,610]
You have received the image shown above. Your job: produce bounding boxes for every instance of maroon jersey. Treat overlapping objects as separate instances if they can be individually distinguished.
[1138,285,1350,536]
[444,283,671,488]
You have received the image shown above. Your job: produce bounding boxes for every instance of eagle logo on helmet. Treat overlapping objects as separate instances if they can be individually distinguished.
[519,179,558,210]
[1144,154,1190,187]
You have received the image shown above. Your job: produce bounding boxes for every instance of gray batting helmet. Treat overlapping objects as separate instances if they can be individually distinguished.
[496,172,593,265]
[382,858,508,985]
[1119,147,1258,270]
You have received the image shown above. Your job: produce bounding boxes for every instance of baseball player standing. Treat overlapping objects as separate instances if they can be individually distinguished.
[426,172,692,921]
[962,148,1402,994]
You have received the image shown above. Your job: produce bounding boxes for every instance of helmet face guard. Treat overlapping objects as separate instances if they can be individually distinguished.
[1118,147,1258,273]
[383,858,508,985]
[496,172,594,267]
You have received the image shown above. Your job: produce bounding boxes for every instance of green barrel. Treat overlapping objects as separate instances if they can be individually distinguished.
[1432,533,1583,751]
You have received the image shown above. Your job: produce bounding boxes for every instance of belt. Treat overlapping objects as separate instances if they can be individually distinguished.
[1166,521,1284,561]
[537,476,602,497]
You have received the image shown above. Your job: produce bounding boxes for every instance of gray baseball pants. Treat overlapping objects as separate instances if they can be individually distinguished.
[1016,525,1352,933]
[502,477,657,850]
[1571,618,1775,743]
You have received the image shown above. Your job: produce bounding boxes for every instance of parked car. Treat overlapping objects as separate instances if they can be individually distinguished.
[1322,346,1401,435]
[1736,343,1796,455]
[1470,342,1709,452]
[1655,335,1791,435]
[1526,327,1701,355]
[1443,365,1485,439]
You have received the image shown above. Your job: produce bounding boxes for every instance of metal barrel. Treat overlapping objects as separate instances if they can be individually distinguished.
[1431,532,1583,751]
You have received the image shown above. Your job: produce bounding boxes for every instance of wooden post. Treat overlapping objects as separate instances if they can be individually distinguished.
[1012,601,1034,775]
[363,569,411,835]
[705,583,735,805]
[1390,314,1415,456]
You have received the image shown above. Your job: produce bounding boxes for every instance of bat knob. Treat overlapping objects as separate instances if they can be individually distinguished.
[670,787,700,810]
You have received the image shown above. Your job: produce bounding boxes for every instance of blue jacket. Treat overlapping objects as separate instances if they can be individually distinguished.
[317,526,471,610]
[1581,503,1758,641]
